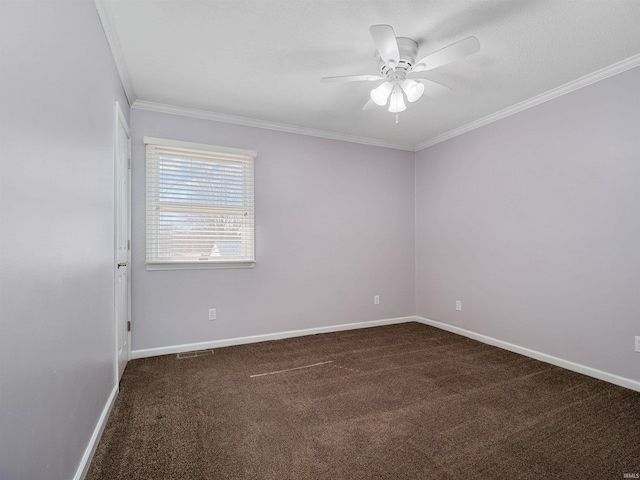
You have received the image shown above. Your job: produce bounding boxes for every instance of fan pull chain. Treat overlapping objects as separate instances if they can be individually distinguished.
[395,113,399,124]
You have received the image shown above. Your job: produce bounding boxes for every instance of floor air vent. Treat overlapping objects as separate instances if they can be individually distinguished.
[176,349,214,359]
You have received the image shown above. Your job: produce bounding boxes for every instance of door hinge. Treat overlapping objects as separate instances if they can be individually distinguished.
[127,239,130,250]
[127,321,131,332]
[127,158,131,169]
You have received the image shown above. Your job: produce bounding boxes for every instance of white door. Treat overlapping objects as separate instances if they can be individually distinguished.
[115,102,131,382]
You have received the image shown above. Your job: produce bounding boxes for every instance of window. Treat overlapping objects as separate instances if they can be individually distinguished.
[145,137,256,270]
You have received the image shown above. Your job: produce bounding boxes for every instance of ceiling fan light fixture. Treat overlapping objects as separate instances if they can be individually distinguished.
[370,82,393,106]
[401,79,425,103]
[322,25,480,119]
[388,88,406,113]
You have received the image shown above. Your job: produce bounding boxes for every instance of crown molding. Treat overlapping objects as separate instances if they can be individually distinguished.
[132,53,639,154]
[415,53,640,151]
[131,100,415,152]
[117,39,637,154]
[94,0,135,105]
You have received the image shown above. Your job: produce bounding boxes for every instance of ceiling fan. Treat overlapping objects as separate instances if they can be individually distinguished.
[321,25,480,122]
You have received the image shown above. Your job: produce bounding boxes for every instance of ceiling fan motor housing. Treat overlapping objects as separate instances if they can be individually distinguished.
[376,37,419,77]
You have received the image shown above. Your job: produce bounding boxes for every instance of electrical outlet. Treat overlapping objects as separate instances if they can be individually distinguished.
[208,308,217,321]
[374,295,380,305]
[635,336,640,353]
[455,300,462,311]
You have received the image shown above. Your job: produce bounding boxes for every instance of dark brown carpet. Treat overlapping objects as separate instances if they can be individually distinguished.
[87,322,640,480]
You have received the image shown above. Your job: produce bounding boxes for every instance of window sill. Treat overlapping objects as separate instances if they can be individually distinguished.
[146,261,255,271]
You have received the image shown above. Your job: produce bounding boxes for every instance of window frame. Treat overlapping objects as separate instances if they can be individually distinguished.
[144,136,256,271]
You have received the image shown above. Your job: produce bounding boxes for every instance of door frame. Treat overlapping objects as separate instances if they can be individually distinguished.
[114,101,131,384]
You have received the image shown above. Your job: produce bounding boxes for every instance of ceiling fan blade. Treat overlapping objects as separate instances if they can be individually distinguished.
[370,25,400,66]
[412,36,480,73]
[415,79,452,98]
[362,99,376,110]
[321,74,384,83]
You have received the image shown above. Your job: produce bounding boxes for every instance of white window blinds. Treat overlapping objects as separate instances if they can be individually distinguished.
[145,137,256,269]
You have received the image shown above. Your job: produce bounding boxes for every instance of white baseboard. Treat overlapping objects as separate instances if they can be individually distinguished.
[131,316,416,359]
[131,315,639,392]
[415,316,640,393]
[73,384,119,480]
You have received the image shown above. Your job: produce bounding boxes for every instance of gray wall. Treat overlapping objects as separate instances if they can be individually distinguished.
[0,1,129,479]
[130,109,416,351]
[415,66,640,382]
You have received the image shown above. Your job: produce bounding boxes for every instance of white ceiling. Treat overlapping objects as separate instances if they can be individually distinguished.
[97,0,640,150]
